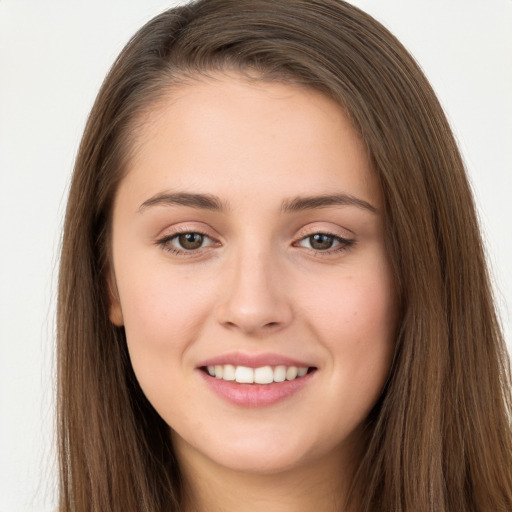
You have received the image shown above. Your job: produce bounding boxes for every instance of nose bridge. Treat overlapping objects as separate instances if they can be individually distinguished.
[216,238,292,334]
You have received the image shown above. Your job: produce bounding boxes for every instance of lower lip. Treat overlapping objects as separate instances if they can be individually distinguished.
[198,370,315,407]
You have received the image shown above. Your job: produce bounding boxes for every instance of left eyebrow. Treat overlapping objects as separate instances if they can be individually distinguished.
[281,193,377,214]
[138,192,226,212]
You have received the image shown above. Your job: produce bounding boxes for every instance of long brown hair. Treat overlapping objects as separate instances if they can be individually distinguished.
[57,1,512,510]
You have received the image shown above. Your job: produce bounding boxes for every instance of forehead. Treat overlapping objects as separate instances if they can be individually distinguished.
[118,74,381,212]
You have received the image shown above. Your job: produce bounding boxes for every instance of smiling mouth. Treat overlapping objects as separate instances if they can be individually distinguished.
[201,364,316,384]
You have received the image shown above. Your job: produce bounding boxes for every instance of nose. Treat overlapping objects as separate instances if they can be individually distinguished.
[215,247,293,336]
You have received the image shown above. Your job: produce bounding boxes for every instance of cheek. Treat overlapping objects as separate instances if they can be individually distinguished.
[299,256,397,407]
[301,258,397,344]
[117,269,218,422]
[116,263,215,390]
[120,266,209,339]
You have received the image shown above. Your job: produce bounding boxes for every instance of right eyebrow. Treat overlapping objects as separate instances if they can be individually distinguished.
[281,193,377,214]
[138,192,226,213]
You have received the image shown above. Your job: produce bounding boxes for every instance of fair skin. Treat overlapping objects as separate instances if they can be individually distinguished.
[109,74,397,512]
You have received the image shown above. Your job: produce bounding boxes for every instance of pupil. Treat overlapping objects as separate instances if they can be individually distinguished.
[179,233,203,250]
[310,234,333,250]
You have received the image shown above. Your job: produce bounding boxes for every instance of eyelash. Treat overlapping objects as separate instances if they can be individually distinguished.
[294,232,355,257]
[156,227,218,257]
[156,229,355,258]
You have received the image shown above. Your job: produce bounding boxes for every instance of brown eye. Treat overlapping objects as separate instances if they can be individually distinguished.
[158,231,218,255]
[295,232,353,254]
[178,233,204,250]
[308,234,334,250]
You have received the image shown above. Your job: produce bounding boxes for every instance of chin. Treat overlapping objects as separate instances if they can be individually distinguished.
[208,444,310,475]
[172,421,335,476]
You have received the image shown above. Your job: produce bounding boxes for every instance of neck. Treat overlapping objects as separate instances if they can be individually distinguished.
[173,432,361,512]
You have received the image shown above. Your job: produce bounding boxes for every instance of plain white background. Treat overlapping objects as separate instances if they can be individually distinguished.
[0,1,511,511]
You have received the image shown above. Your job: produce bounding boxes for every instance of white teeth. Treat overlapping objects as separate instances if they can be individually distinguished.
[223,364,235,381]
[235,366,254,383]
[297,367,308,377]
[286,366,298,380]
[274,365,286,382]
[207,364,310,384]
[254,366,273,384]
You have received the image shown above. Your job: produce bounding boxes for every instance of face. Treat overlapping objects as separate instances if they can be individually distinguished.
[109,75,397,476]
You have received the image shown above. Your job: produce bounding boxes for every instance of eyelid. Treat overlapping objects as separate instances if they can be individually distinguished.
[294,232,354,248]
[294,223,353,240]
[292,225,355,256]
[155,224,221,256]
[296,233,343,247]
[155,222,217,240]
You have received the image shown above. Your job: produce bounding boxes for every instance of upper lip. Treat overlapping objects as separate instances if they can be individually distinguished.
[197,351,315,369]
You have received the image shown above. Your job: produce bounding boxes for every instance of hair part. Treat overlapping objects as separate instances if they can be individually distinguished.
[58,1,512,510]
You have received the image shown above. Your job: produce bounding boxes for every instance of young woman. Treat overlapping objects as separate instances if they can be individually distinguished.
[57,1,512,510]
